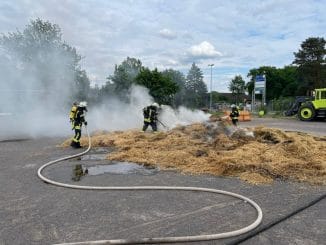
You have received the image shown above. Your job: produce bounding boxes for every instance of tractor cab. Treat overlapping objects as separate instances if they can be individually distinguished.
[312,88,326,108]
[298,88,326,121]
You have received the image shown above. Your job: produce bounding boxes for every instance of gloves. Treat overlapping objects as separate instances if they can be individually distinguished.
[84,121,87,126]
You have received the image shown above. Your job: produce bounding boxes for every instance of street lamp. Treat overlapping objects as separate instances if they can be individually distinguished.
[208,64,214,111]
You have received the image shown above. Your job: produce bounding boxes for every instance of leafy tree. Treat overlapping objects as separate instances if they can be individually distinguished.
[247,66,300,99]
[185,63,207,108]
[88,84,102,105]
[278,66,299,96]
[161,69,186,107]
[293,37,326,92]
[228,75,245,104]
[245,80,255,95]
[0,18,88,109]
[74,69,90,101]
[135,68,178,105]
[100,81,116,99]
[107,57,143,99]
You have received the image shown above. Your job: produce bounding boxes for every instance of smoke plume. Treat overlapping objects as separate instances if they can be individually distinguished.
[0,21,209,140]
[0,65,209,140]
[88,85,210,132]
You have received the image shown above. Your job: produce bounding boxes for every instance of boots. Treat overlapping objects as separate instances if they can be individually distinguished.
[70,141,81,148]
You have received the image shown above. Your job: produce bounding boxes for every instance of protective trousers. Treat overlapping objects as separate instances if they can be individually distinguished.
[142,121,157,132]
[71,125,82,148]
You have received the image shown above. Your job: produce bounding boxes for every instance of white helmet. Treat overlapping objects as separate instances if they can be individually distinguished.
[231,104,236,108]
[152,102,159,108]
[79,101,88,107]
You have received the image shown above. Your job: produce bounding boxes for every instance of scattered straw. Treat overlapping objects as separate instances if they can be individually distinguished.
[62,122,326,185]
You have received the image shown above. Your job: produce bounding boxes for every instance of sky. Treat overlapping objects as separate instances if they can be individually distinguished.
[0,0,325,92]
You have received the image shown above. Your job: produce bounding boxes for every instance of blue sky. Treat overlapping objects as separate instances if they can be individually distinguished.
[0,0,325,92]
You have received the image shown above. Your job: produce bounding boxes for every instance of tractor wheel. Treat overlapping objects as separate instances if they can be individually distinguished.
[298,105,315,121]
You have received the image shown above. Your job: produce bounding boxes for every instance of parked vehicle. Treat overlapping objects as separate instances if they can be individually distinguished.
[285,88,326,121]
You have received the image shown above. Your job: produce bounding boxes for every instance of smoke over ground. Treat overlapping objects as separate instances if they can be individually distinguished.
[0,81,210,140]
[88,85,209,132]
[0,20,209,141]
[0,49,76,140]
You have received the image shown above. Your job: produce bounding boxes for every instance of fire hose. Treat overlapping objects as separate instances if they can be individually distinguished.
[37,126,263,245]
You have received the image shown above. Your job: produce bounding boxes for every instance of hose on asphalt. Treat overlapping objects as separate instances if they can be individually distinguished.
[37,126,263,245]
[226,193,326,245]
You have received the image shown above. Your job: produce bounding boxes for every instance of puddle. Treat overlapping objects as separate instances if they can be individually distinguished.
[90,147,114,154]
[86,162,159,176]
[81,154,107,161]
[74,148,159,177]
[79,147,114,161]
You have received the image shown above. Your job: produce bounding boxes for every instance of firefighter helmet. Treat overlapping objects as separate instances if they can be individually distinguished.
[79,101,88,107]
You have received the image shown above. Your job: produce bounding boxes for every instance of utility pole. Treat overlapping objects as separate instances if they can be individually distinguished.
[208,64,214,111]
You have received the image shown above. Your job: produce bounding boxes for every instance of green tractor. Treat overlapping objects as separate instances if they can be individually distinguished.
[298,88,326,121]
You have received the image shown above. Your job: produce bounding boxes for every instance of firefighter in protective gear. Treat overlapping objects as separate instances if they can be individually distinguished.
[69,102,78,128]
[142,103,159,132]
[230,104,240,126]
[71,101,88,148]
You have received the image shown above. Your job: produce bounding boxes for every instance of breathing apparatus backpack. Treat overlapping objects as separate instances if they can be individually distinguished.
[70,105,78,122]
[143,106,150,118]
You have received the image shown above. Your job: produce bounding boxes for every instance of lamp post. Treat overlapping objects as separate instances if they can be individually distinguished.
[208,64,214,111]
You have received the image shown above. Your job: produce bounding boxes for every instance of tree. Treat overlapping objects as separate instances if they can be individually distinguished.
[228,75,245,104]
[135,68,179,105]
[278,66,299,96]
[293,37,326,92]
[107,57,143,99]
[0,18,88,109]
[245,80,255,95]
[161,69,186,107]
[185,63,207,108]
[247,66,300,99]
[74,69,90,101]
[88,84,102,105]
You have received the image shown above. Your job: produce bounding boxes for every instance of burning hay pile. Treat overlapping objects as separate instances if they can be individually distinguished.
[62,123,326,185]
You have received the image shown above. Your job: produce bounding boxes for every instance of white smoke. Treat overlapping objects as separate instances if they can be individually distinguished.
[87,85,153,131]
[87,85,210,132]
[0,36,77,140]
[0,77,210,140]
[0,25,208,140]
[159,105,209,130]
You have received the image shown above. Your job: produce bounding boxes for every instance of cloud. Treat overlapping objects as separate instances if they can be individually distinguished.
[188,41,222,59]
[0,0,325,93]
[167,59,178,65]
[158,28,177,40]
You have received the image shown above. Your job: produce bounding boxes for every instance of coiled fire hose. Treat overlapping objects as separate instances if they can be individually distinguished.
[37,126,263,245]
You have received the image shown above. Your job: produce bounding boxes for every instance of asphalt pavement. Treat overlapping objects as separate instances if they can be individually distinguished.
[240,117,326,137]
[0,118,325,245]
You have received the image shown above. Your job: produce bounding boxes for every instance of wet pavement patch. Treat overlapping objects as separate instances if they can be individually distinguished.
[72,164,87,181]
[86,162,159,176]
[80,154,107,161]
[76,147,115,161]
[70,147,159,180]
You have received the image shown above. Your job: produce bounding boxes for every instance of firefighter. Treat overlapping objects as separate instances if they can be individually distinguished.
[69,101,78,129]
[230,104,240,126]
[142,102,159,132]
[71,101,88,148]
